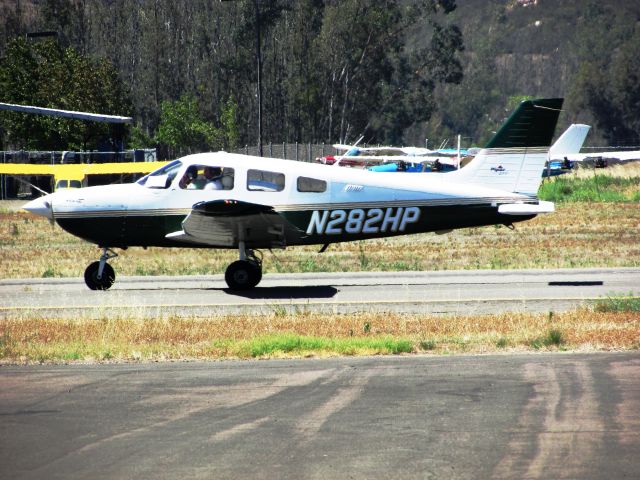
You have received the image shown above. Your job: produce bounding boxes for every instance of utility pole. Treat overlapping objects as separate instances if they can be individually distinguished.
[254,0,263,157]
[221,0,263,156]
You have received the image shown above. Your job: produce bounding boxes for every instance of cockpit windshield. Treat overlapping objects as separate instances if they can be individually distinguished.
[137,160,182,188]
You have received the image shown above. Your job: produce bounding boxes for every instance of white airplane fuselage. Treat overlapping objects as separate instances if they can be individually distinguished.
[27,151,541,250]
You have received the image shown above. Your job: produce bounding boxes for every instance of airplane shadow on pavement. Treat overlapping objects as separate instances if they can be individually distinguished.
[223,285,338,299]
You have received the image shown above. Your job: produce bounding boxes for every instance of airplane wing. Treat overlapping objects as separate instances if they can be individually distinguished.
[558,151,640,162]
[165,199,304,249]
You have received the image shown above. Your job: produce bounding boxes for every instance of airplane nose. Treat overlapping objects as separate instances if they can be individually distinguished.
[23,195,54,220]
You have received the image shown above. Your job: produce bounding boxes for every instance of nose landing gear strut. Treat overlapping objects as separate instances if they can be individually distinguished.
[84,248,118,290]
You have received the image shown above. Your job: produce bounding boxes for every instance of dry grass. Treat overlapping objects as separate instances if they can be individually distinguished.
[1,308,638,363]
[2,201,640,279]
[573,161,640,179]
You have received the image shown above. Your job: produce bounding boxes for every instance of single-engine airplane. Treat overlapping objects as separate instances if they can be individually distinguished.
[24,98,563,291]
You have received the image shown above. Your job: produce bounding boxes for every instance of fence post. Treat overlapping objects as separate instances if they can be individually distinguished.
[1,151,4,200]
[295,142,298,161]
[269,142,272,158]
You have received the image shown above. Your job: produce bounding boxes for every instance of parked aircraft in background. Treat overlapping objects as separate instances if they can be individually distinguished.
[556,148,640,164]
[542,123,590,176]
[23,98,563,291]
[321,141,467,171]
[322,123,589,176]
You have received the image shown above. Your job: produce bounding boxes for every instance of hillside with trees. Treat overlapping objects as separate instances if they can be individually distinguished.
[0,0,639,156]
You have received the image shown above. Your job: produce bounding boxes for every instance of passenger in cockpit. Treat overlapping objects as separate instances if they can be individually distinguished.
[203,167,223,190]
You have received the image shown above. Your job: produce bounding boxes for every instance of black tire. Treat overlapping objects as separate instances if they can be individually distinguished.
[225,260,262,290]
[84,261,116,290]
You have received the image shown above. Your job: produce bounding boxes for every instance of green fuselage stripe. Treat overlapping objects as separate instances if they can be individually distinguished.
[56,204,533,249]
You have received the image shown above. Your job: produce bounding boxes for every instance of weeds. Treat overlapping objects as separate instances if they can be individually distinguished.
[420,339,437,351]
[539,174,640,203]
[530,328,565,349]
[594,295,640,313]
[41,267,57,278]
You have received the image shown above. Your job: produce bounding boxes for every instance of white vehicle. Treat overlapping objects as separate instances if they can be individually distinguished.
[24,98,563,290]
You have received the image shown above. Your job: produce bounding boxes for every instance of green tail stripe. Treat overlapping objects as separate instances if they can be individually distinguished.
[485,98,563,149]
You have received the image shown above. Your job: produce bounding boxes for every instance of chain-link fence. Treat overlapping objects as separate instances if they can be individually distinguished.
[233,143,339,162]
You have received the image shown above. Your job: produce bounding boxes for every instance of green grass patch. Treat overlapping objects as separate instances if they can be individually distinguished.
[530,328,565,349]
[419,339,437,351]
[594,295,640,313]
[539,175,640,203]
[232,334,413,358]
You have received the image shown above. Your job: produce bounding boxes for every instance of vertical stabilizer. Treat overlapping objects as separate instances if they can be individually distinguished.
[444,98,563,196]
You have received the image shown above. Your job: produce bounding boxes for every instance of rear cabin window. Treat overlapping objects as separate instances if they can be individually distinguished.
[247,169,285,192]
[297,176,327,193]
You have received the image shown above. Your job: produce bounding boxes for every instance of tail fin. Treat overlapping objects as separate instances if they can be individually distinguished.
[548,124,590,159]
[446,98,563,196]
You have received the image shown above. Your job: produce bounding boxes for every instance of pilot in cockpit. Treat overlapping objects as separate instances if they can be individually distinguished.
[179,165,198,189]
[202,166,223,190]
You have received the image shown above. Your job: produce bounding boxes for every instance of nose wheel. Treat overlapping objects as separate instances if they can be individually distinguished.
[84,248,118,290]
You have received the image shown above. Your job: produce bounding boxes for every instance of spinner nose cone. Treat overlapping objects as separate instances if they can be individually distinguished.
[23,195,54,220]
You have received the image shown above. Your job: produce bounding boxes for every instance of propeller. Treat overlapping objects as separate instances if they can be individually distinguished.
[43,200,55,227]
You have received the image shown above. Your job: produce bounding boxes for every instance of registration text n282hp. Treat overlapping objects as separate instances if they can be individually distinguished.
[306,207,421,235]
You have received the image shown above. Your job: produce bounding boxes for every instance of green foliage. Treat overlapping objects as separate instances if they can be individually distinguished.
[530,329,565,349]
[594,295,640,313]
[220,97,240,150]
[127,125,155,150]
[41,267,57,278]
[420,339,437,350]
[0,38,131,150]
[155,95,241,156]
[234,334,413,358]
[5,1,640,149]
[156,95,223,156]
[538,174,640,203]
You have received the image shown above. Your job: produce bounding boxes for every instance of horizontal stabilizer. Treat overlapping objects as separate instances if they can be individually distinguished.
[498,201,554,215]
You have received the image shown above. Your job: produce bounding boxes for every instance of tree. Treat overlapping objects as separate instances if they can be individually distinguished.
[314,0,463,144]
[570,25,640,144]
[0,38,131,150]
[156,94,220,157]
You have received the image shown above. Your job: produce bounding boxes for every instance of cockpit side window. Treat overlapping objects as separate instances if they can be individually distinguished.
[137,160,182,188]
[179,165,234,190]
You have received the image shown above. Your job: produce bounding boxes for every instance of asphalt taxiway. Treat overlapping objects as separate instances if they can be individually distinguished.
[1,353,639,479]
[1,267,639,317]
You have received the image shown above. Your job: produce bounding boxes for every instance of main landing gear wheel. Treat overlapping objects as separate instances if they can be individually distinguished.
[225,260,262,290]
[84,247,118,290]
[225,242,263,290]
[84,261,115,290]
